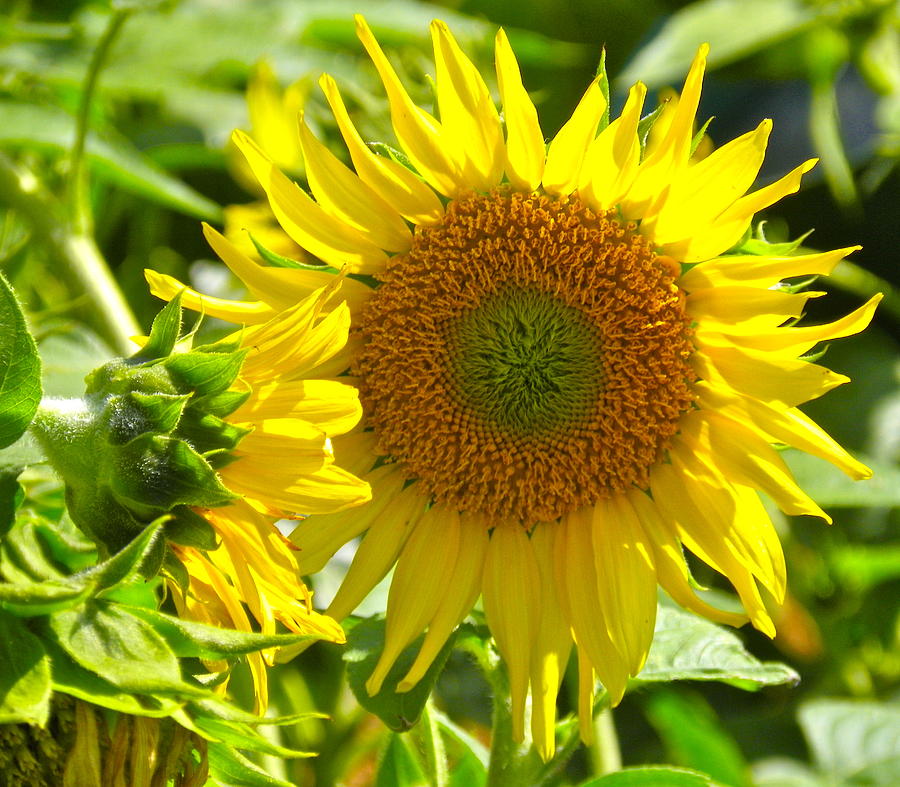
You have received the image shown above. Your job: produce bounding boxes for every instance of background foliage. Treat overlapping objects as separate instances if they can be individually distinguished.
[1,0,898,784]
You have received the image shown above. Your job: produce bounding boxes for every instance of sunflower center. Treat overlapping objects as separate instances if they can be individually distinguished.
[447,287,602,435]
[355,190,695,525]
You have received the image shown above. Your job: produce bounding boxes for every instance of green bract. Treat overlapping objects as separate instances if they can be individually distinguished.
[29,296,250,553]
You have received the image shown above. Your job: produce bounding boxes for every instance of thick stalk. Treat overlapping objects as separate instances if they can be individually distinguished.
[414,700,448,787]
[0,153,140,354]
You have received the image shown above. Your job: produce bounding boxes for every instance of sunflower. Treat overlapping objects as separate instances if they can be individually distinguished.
[147,18,880,757]
[165,279,370,713]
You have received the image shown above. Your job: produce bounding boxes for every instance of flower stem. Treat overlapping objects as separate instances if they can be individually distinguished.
[589,706,621,776]
[67,7,132,235]
[414,700,448,787]
[0,152,140,355]
[829,260,900,325]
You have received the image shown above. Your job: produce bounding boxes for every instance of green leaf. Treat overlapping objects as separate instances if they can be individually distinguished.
[122,604,323,660]
[47,599,206,696]
[637,604,799,688]
[0,101,222,221]
[0,580,93,617]
[616,0,817,90]
[0,272,41,450]
[798,699,900,785]
[164,348,247,397]
[43,636,181,717]
[0,609,51,725]
[132,293,184,362]
[78,520,165,593]
[0,469,23,537]
[344,616,458,732]
[644,689,750,787]
[376,733,428,787]
[581,765,728,786]
[112,433,236,510]
[1,518,69,583]
[207,741,297,787]
[782,449,900,507]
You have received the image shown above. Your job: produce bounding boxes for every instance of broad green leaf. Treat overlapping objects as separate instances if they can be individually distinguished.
[616,0,817,89]
[782,449,900,507]
[79,520,165,594]
[122,604,323,659]
[798,699,900,785]
[376,733,428,787]
[1,518,70,583]
[0,101,222,221]
[344,616,458,733]
[43,636,181,717]
[644,689,750,787]
[582,766,729,786]
[47,599,206,696]
[0,609,51,725]
[0,580,92,617]
[637,604,799,688]
[0,467,23,537]
[207,741,296,787]
[0,272,41,450]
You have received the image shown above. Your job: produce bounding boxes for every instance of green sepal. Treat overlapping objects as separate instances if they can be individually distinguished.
[0,272,42,451]
[344,615,459,732]
[110,433,236,512]
[162,547,190,594]
[207,742,296,787]
[194,389,251,419]
[45,599,210,697]
[734,224,813,257]
[690,116,714,156]
[131,292,183,362]
[76,520,165,594]
[595,47,610,131]
[193,715,316,758]
[369,141,417,173]
[0,609,51,726]
[178,408,251,453]
[164,348,247,396]
[194,696,328,726]
[637,102,667,152]
[127,391,192,434]
[247,232,336,273]
[165,506,218,550]
[122,603,325,660]
[0,580,93,617]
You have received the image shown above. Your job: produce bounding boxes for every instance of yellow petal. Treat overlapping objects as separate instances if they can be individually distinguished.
[695,380,872,479]
[693,344,850,407]
[672,159,816,262]
[482,523,541,743]
[683,410,830,522]
[355,15,463,196]
[291,465,405,574]
[319,74,444,225]
[579,82,645,210]
[494,28,544,191]
[397,512,488,691]
[431,20,504,189]
[622,44,708,219]
[298,117,411,252]
[687,285,824,326]
[144,269,276,325]
[592,494,657,674]
[528,524,573,762]
[649,120,772,245]
[576,648,596,745]
[555,507,629,705]
[233,129,388,273]
[234,379,361,436]
[542,77,606,195]
[628,488,749,628]
[327,482,426,622]
[679,246,859,291]
[366,504,459,695]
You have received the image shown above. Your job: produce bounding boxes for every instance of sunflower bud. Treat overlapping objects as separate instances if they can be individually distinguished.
[30,296,249,554]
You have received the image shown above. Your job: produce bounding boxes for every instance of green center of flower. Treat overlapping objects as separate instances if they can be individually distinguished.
[447,287,602,435]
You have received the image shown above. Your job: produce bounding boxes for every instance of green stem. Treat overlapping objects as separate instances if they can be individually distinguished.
[0,153,141,354]
[590,706,621,776]
[415,700,448,787]
[68,8,132,235]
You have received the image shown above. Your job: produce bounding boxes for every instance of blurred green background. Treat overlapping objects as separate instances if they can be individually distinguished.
[2,0,898,784]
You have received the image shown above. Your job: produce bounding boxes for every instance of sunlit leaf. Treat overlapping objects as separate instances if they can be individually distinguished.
[0,272,41,451]
[581,765,729,786]
[376,733,428,787]
[0,609,51,725]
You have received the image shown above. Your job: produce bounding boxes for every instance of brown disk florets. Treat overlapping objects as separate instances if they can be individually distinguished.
[354,190,695,525]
